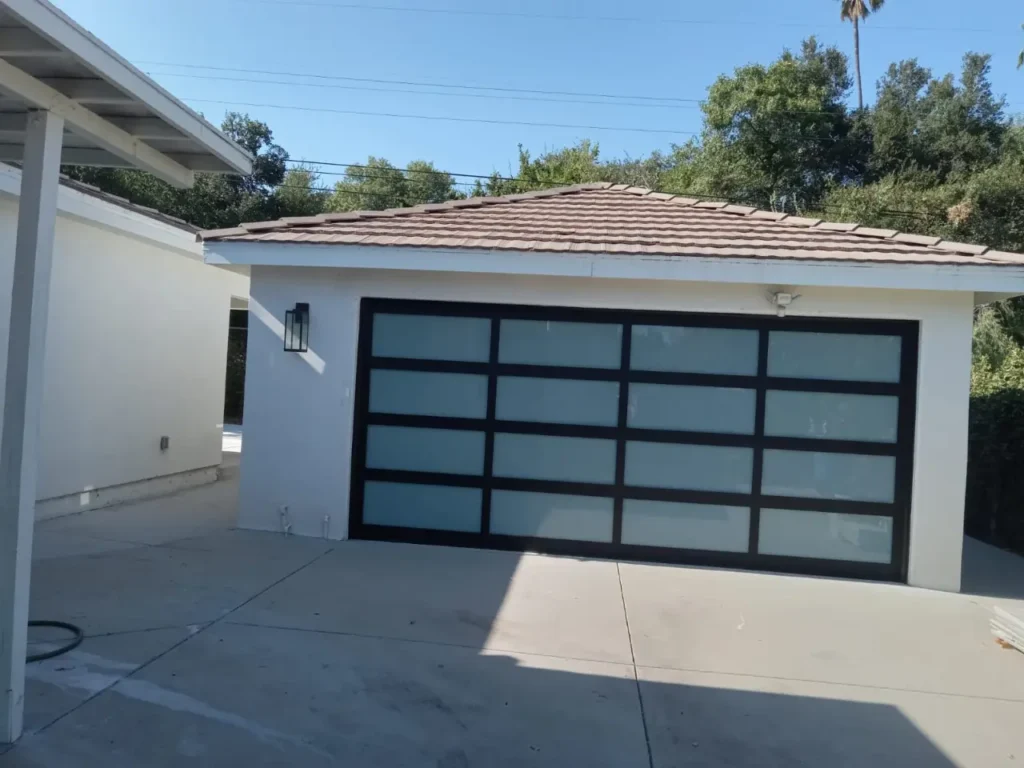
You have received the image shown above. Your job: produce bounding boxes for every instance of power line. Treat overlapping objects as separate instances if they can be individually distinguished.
[138,61,702,104]
[150,70,867,117]
[182,98,699,136]
[145,70,702,111]
[192,0,1003,34]
[288,159,545,183]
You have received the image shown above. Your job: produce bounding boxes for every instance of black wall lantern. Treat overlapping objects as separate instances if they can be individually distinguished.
[284,302,310,352]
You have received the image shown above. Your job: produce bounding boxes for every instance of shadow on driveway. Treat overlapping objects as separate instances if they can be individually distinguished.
[5,521,1001,766]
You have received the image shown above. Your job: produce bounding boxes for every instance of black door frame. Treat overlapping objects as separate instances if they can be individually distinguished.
[349,298,918,583]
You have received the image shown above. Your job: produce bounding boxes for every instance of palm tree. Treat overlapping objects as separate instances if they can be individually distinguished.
[840,0,885,110]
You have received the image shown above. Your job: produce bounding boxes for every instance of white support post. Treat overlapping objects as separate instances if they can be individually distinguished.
[0,109,63,744]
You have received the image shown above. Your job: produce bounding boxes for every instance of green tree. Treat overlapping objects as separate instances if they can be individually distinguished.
[403,160,460,205]
[677,38,865,210]
[839,0,885,110]
[273,166,329,217]
[870,54,1005,182]
[63,112,289,229]
[325,157,461,212]
[327,157,406,212]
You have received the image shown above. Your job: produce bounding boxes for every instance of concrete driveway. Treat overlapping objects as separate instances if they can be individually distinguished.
[2,467,1023,767]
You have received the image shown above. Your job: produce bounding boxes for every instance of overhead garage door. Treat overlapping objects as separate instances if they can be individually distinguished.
[350,299,918,582]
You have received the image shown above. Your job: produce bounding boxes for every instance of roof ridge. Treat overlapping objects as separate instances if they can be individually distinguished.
[197,182,1004,258]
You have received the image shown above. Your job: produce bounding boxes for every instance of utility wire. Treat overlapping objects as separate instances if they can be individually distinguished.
[150,69,872,117]
[181,98,700,136]
[288,159,571,184]
[145,71,702,111]
[192,0,1002,34]
[139,61,703,103]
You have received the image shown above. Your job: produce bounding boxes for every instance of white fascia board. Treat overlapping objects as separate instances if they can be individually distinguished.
[0,164,201,258]
[203,241,1024,295]
[0,0,253,176]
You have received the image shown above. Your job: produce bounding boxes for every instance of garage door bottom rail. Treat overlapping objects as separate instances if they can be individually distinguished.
[350,522,900,583]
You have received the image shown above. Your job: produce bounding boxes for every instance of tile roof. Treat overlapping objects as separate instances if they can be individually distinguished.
[198,183,1024,267]
[59,175,196,232]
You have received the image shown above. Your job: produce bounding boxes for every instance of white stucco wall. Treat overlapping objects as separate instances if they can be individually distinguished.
[239,265,974,592]
[0,193,248,514]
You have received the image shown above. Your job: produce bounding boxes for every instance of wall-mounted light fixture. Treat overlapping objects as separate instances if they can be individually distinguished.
[284,302,310,352]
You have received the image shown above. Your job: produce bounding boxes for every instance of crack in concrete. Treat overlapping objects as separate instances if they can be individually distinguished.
[617,562,655,768]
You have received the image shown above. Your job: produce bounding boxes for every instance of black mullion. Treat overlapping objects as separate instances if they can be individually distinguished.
[370,356,902,396]
[348,302,376,538]
[764,377,902,396]
[364,297,913,338]
[748,329,769,555]
[369,356,490,375]
[613,323,632,544]
[893,322,920,583]
[481,318,500,535]
[362,465,898,516]
[365,411,901,456]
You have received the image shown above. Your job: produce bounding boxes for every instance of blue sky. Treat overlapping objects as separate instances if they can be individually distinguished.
[54,0,1024,185]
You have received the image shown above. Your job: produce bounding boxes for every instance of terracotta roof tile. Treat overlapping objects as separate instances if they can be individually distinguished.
[816,222,859,232]
[851,226,898,239]
[198,185,1024,267]
[781,216,822,228]
[893,232,942,247]
[749,210,788,221]
[723,204,757,216]
[933,240,989,256]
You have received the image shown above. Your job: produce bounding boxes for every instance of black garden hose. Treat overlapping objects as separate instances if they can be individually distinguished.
[26,620,83,663]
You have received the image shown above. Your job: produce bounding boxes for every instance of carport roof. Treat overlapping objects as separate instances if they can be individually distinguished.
[0,0,253,186]
[198,183,1024,267]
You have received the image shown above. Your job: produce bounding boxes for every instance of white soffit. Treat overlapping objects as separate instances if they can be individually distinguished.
[0,0,253,187]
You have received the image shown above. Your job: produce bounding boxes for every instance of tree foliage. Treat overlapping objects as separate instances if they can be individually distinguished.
[967,347,1024,553]
[325,158,460,212]
[669,38,867,210]
[64,112,296,229]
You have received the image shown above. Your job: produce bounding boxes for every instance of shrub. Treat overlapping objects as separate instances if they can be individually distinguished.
[966,346,1024,553]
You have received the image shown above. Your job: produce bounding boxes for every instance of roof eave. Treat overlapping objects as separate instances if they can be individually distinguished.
[203,240,1024,296]
[0,0,253,179]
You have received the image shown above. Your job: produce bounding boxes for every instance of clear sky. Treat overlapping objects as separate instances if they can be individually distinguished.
[52,0,1024,185]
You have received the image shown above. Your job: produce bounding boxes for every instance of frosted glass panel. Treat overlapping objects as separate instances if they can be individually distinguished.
[371,313,490,362]
[764,391,899,443]
[622,500,750,552]
[759,508,893,563]
[366,426,485,475]
[493,434,617,484]
[628,384,756,434]
[631,326,759,375]
[497,377,619,426]
[499,319,622,368]
[490,491,614,542]
[363,481,481,532]
[369,370,488,418]
[761,450,895,503]
[625,442,753,493]
[768,332,901,383]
